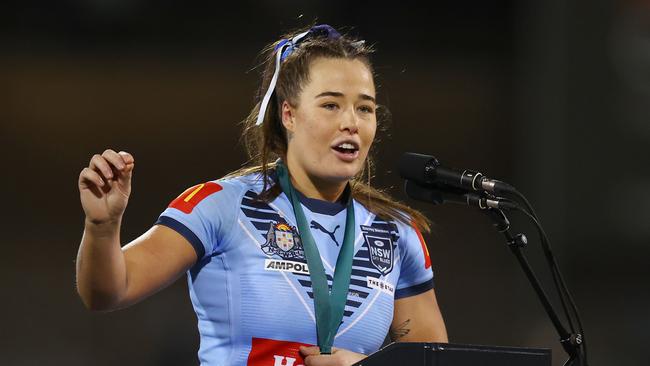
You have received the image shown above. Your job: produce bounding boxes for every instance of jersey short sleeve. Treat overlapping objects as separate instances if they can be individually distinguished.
[155,180,242,261]
[395,222,435,299]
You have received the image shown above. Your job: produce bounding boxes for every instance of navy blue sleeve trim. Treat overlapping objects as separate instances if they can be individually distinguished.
[394,278,435,299]
[155,216,205,260]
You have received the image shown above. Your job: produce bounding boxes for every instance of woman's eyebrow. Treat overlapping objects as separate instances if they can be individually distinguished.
[315,91,344,99]
[315,91,376,103]
[359,94,376,103]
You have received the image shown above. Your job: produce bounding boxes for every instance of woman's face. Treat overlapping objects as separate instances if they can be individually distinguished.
[282,57,377,186]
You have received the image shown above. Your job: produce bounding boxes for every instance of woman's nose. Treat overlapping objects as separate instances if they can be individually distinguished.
[340,107,359,133]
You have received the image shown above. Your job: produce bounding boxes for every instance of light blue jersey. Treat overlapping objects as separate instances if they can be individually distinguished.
[156,173,434,366]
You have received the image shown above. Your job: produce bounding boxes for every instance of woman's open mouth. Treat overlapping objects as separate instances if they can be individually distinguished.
[331,142,360,162]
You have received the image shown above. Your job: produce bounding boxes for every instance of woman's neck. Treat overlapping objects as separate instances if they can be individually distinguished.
[285,159,347,203]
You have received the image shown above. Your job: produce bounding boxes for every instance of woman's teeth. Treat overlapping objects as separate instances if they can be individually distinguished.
[334,143,358,154]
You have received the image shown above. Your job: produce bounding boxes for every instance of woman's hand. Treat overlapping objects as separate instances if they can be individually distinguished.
[76,149,198,311]
[300,346,366,366]
[78,149,135,225]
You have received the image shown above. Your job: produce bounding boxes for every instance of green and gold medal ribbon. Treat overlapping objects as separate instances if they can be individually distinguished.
[276,162,355,354]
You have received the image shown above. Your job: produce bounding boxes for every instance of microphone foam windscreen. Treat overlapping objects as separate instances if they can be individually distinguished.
[399,152,435,183]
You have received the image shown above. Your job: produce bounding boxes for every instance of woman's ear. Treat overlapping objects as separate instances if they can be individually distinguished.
[281,100,295,132]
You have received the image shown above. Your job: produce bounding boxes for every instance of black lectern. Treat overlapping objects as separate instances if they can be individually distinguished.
[353,343,551,366]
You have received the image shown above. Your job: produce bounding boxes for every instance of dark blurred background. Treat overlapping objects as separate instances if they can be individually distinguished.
[2,0,648,365]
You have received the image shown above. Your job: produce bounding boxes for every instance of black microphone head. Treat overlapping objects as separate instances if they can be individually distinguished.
[399,152,439,183]
[404,180,445,205]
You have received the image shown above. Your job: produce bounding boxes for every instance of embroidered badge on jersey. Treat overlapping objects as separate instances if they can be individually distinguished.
[169,182,223,214]
[262,221,305,260]
[361,224,395,276]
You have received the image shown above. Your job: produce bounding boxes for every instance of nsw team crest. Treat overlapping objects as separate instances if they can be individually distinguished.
[361,225,395,275]
[262,221,305,260]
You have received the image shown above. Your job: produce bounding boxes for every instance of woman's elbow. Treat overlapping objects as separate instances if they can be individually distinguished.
[76,286,122,312]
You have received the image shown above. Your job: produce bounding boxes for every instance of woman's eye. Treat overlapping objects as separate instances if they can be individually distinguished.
[322,103,338,110]
[358,105,375,114]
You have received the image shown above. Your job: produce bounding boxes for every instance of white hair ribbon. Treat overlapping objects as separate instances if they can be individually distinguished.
[255,30,310,126]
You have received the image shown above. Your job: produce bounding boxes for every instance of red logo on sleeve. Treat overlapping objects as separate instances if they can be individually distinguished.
[168,182,222,214]
[247,337,313,366]
[412,223,432,269]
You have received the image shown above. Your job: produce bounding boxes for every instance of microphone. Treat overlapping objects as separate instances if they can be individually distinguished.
[404,180,519,210]
[399,152,514,194]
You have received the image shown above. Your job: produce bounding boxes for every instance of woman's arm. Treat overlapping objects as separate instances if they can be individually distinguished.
[77,223,197,311]
[390,288,448,342]
[75,149,196,311]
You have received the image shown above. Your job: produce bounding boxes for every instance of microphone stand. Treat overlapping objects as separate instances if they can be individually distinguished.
[482,208,584,366]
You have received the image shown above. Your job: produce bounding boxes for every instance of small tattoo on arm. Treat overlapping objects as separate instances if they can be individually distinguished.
[389,319,411,341]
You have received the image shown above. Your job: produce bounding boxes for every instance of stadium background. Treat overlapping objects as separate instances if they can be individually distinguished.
[2,1,648,365]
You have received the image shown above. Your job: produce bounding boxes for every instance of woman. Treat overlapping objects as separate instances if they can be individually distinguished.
[76,24,447,366]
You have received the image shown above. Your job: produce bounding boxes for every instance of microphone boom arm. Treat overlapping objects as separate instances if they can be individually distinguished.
[483,208,584,365]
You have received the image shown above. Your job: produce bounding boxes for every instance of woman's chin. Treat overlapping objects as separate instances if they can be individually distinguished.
[318,165,362,184]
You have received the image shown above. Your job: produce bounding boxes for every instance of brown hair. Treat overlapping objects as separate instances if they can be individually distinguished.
[228,25,431,233]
